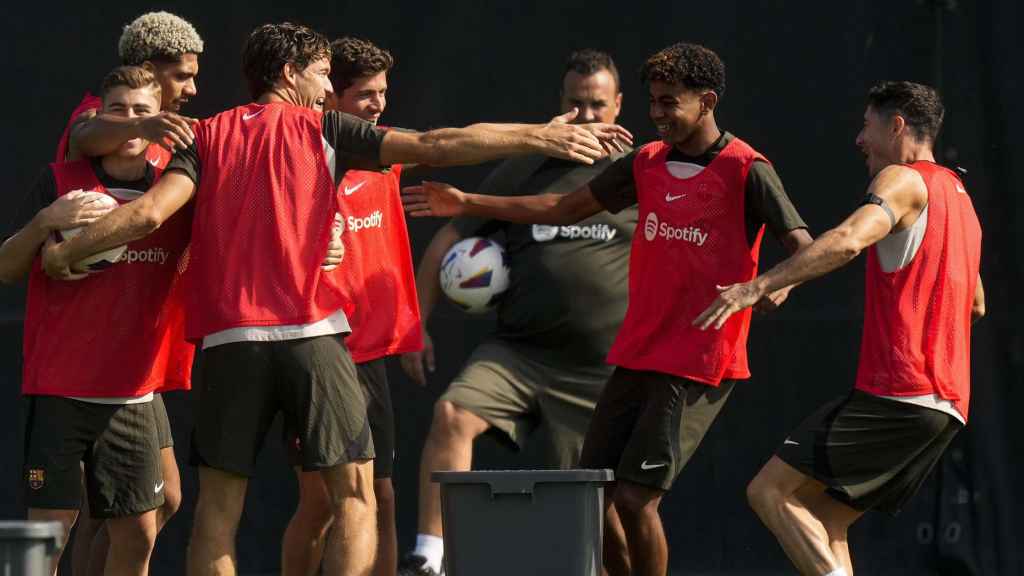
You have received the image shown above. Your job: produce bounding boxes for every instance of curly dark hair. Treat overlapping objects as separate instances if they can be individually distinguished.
[867,81,945,142]
[564,49,620,91]
[640,43,725,97]
[329,37,394,92]
[242,22,331,100]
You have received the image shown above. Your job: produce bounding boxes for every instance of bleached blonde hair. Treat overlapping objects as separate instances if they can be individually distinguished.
[118,11,204,65]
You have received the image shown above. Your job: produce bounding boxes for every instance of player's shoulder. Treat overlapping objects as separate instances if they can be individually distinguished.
[869,164,928,203]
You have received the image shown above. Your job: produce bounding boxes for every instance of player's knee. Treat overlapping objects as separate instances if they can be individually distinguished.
[108,516,157,558]
[30,509,78,541]
[294,475,333,528]
[323,461,376,519]
[612,483,662,515]
[431,400,482,442]
[745,473,781,514]
[161,484,182,520]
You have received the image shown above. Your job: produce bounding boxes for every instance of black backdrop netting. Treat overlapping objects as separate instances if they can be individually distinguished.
[0,1,1020,574]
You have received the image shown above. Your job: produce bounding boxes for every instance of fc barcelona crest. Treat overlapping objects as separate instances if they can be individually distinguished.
[27,468,45,490]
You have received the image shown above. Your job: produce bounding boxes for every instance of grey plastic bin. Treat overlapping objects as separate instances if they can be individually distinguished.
[0,521,63,576]
[433,469,614,576]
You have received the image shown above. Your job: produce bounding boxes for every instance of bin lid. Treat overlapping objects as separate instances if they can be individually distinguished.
[0,521,64,542]
[432,469,613,494]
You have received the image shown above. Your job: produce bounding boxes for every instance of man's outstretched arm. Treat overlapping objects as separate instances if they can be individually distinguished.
[69,112,197,160]
[402,180,605,226]
[694,165,927,330]
[380,109,631,167]
[42,171,197,278]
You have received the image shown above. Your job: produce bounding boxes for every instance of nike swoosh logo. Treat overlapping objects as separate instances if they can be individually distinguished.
[640,461,669,470]
[148,157,160,167]
[344,181,367,196]
[783,439,800,446]
[242,109,265,121]
[665,193,687,202]
[154,481,165,493]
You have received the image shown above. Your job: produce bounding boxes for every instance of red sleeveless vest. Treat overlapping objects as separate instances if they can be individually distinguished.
[606,138,766,385]
[855,161,982,420]
[23,153,194,397]
[336,164,423,362]
[185,102,350,340]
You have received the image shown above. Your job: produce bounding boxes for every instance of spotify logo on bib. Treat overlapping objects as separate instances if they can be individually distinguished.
[644,212,659,241]
[532,225,559,242]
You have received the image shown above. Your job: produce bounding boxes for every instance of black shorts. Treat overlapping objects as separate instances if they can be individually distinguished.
[23,396,164,518]
[579,367,734,491]
[776,390,963,515]
[153,393,174,449]
[285,357,395,478]
[190,335,374,477]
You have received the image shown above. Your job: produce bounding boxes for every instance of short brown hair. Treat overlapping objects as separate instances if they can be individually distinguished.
[242,22,331,100]
[867,81,945,142]
[100,66,161,100]
[329,37,394,92]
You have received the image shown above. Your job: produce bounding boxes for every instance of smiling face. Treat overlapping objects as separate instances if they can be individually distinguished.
[102,84,161,157]
[327,70,387,123]
[291,56,333,111]
[648,80,715,148]
[855,105,901,177]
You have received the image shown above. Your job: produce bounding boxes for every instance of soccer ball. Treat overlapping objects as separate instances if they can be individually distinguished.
[56,191,126,272]
[440,237,510,314]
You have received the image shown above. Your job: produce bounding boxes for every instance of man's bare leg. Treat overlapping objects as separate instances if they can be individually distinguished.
[601,484,631,576]
[282,469,333,576]
[81,447,181,576]
[374,478,398,576]
[320,459,377,575]
[187,466,248,576]
[103,509,158,576]
[612,481,667,576]
[28,508,78,576]
[415,401,491,539]
[794,484,863,575]
[747,456,860,575]
[72,473,106,576]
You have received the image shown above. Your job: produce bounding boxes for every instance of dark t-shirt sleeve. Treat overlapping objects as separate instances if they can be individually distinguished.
[322,111,387,175]
[744,160,807,242]
[5,168,57,241]
[588,151,638,214]
[166,141,201,184]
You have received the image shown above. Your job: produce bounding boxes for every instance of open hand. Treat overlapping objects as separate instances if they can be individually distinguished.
[139,112,198,151]
[38,190,116,231]
[693,281,765,331]
[532,109,625,164]
[401,181,466,218]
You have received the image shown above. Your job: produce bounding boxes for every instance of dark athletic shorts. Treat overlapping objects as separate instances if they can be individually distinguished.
[578,367,735,491]
[441,338,609,467]
[190,335,374,477]
[23,396,164,518]
[285,357,394,478]
[153,393,174,449]
[776,389,963,515]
